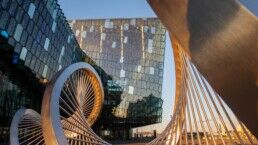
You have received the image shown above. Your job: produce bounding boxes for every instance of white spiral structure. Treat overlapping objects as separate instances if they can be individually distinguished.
[41,62,109,145]
[10,108,45,145]
[10,62,110,145]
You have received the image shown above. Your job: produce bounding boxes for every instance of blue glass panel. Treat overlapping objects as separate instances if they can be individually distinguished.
[0,30,9,38]
[28,3,36,18]
[12,52,19,64]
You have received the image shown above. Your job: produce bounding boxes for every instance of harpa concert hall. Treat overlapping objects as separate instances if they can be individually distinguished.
[70,18,166,139]
[0,0,87,143]
[0,0,166,144]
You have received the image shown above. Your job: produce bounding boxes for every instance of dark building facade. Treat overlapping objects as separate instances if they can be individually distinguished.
[70,18,166,139]
[0,0,85,144]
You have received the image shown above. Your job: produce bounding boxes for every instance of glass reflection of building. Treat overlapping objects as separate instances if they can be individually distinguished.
[70,18,166,139]
[0,0,85,144]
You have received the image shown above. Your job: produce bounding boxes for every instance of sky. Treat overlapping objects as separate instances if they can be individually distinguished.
[59,0,258,19]
[239,0,258,16]
[59,0,175,133]
[59,0,156,19]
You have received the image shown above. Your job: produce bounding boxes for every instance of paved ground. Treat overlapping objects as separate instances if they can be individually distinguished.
[110,139,151,145]
[117,143,146,145]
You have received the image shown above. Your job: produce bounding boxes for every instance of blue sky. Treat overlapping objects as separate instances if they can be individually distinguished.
[239,0,258,16]
[59,0,156,19]
[59,0,175,132]
[59,0,258,19]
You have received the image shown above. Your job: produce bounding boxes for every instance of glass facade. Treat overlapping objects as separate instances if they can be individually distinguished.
[0,0,85,81]
[0,71,36,143]
[0,0,166,142]
[70,18,166,139]
[0,0,85,144]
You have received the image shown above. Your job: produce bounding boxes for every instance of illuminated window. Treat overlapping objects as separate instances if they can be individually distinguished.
[110,21,114,28]
[148,39,153,53]
[124,23,129,30]
[44,38,50,51]
[137,65,141,72]
[124,36,128,43]
[76,30,80,36]
[59,46,65,63]
[81,31,87,38]
[101,33,106,40]
[42,65,48,78]
[130,19,136,26]
[14,24,23,41]
[90,26,94,32]
[19,47,27,61]
[28,3,36,19]
[112,41,116,48]
[58,55,62,63]
[105,19,113,28]
[120,57,124,63]
[144,26,148,32]
[120,69,125,78]
[58,65,62,70]
[61,46,65,56]
[69,20,76,28]
[128,86,134,94]
[52,9,57,20]
[151,27,156,34]
[52,21,56,32]
[150,67,154,75]
[67,35,71,43]
[105,19,110,27]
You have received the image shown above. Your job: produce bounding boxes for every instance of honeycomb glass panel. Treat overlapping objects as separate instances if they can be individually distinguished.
[19,47,27,61]
[44,38,50,51]
[14,24,23,41]
[28,3,36,19]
